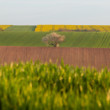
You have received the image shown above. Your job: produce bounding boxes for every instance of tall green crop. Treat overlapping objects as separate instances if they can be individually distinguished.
[0,61,110,110]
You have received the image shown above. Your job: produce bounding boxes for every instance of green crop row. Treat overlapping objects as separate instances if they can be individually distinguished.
[0,61,110,110]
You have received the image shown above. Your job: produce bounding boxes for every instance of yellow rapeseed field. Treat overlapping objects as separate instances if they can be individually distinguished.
[0,25,11,30]
[35,25,110,32]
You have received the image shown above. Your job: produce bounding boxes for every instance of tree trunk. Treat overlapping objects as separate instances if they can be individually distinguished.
[55,43,59,47]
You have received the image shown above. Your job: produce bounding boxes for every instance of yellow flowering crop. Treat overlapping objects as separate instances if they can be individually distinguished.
[0,25,11,30]
[35,25,110,32]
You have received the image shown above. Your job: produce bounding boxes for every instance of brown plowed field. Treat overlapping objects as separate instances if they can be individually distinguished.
[0,46,110,69]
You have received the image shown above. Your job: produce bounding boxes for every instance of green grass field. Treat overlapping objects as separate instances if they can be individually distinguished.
[0,31,110,47]
[0,61,110,110]
[5,25,36,32]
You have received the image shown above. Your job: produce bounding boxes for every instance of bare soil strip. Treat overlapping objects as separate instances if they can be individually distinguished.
[0,46,110,69]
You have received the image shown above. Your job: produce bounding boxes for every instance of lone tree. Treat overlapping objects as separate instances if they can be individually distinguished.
[42,32,65,47]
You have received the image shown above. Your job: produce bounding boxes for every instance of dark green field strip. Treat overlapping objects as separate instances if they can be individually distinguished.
[59,32,110,48]
[95,32,110,48]
[5,25,36,32]
[0,31,110,47]
[0,32,47,46]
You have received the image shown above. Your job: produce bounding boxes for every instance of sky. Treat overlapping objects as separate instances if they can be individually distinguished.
[0,0,110,25]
